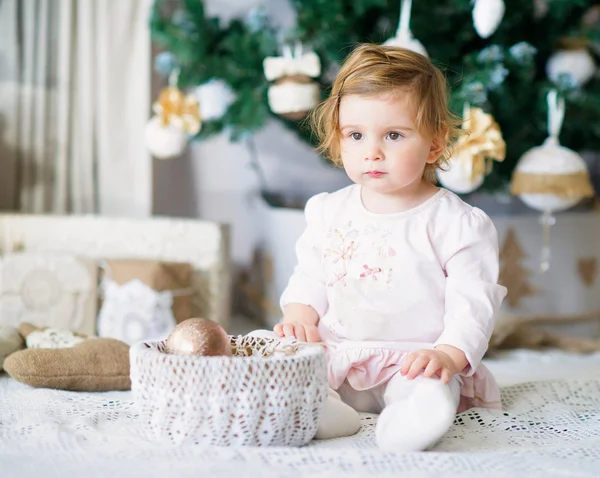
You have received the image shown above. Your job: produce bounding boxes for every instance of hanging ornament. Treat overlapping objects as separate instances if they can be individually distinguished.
[582,5,600,30]
[144,117,189,160]
[263,43,321,121]
[533,0,550,20]
[510,90,594,272]
[145,69,201,160]
[195,79,235,121]
[437,104,506,194]
[472,0,505,39]
[382,0,427,56]
[546,38,596,87]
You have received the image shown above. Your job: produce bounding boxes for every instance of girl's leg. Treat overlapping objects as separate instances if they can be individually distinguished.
[375,374,460,452]
[314,388,362,440]
[337,380,385,414]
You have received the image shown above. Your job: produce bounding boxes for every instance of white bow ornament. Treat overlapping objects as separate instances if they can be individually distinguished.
[263,45,321,81]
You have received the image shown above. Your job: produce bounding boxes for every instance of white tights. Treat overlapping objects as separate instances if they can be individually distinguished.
[317,374,461,452]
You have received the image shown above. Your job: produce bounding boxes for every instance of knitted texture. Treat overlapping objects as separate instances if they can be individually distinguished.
[129,336,328,447]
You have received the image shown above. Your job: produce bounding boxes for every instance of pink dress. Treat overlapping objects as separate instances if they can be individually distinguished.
[280,185,507,413]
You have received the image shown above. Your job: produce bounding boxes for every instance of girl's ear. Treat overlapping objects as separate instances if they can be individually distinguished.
[427,127,448,164]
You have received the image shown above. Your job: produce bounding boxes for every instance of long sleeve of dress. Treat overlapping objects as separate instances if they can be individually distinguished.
[279,193,329,318]
[434,208,507,376]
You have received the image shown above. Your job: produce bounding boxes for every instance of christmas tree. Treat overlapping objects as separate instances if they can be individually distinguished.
[150,0,600,198]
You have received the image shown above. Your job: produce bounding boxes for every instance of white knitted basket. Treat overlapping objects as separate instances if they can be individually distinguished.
[130,336,328,447]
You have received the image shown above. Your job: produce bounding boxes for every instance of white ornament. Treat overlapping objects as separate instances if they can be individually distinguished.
[383,0,428,56]
[263,47,321,82]
[264,44,322,120]
[437,160,485,194]
[511,91,594,273]
[472,0,505,39]
[533,0,550,19]
[546,48,596,87]
[97,278,177,345]
[516,146,590,212]
[144,116,188,160]
[512,90,594,213]
[267,81,321,117]
[195,79,235,121]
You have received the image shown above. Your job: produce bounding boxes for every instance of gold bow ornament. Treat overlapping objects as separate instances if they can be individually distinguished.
[153,86,202,135]
[437,104,506,194]
[144,85,202,160]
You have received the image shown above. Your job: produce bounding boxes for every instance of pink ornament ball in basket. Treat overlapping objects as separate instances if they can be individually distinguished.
[129,333,329,447]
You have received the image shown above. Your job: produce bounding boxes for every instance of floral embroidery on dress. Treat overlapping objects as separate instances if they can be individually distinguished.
[324,222,359,287]
[324,220,402,289]
[359,264,393,284]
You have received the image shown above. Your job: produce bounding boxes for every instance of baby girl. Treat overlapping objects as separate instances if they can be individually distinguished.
[270,43,507,452]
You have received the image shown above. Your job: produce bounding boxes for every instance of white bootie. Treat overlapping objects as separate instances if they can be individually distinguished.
[376,378,457,452]
[314,389,361,440]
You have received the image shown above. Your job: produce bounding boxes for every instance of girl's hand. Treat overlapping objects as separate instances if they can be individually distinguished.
[400,348,459,384]
[273,303,321,343]
[273,322,321,343]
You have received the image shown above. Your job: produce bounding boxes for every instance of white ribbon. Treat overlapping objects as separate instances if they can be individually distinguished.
[397,0,413,38]
[263,43,321,81]
[546,89,565,145]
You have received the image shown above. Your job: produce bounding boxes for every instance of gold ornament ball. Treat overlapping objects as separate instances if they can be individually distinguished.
[165,318,232,357]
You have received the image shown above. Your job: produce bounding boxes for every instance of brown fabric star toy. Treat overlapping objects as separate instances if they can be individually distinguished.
[3,322,131,391]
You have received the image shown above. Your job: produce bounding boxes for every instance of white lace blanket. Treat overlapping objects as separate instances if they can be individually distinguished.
[1,351,600,477]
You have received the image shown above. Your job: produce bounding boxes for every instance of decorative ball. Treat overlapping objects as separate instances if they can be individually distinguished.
[472,0,505,39]
[165,318,231,357]
[437,160,485,194]
[195,79,235,121]
[144,116,188,160]
[511,139,594,212]
[533,0,550,19]
[582,5,600,31]
[546,47,596,87]
[383,33,428,57]
[267,75,320,121]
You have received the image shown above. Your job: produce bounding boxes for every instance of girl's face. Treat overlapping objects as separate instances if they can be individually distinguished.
[338,92,443,200]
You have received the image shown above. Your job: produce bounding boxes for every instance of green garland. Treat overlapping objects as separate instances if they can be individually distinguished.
[150,0,600,193]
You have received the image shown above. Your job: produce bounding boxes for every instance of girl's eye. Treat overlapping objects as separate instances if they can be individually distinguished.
[387,132,402,141]
[350,132,363,141]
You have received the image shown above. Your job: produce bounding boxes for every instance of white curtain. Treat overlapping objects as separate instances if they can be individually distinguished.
[0,0,153,217]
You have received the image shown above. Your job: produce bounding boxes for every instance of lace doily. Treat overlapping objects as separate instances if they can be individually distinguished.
[0,253,97,335]
[1,373,599,477]
[97,279,177,345]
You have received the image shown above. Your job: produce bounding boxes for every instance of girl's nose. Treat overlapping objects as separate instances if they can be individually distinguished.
[364,141,383,161]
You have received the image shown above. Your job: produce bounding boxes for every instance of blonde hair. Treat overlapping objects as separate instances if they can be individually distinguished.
[309,43,462,183]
